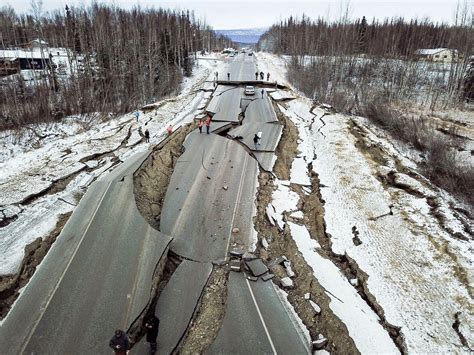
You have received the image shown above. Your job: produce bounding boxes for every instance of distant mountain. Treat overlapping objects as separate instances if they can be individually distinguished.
[215,28,267,44]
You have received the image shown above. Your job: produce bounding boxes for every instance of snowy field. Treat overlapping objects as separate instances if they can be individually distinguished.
[259,52,473,353]
[0,54,224,275]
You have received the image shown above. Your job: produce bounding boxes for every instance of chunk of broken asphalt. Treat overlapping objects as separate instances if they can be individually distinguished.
[246,274,258,282]
[230,259,241,272]
[245,259,268,277]
[262,273,274,281]
[229,250,244,258]
[242,252,258,261]
[268,256,287,269]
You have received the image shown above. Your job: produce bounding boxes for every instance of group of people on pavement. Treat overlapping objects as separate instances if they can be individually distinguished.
[109,315,159,354]
[255,71,270,81]
[198,115,212,134]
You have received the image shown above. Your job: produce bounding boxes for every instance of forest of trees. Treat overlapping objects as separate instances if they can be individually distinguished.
[258,13,473,110]
[0,3,234,130]
[259,15,472,58]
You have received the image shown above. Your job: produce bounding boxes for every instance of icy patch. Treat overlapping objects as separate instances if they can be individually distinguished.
[290,157,311,185]
[271,180,300,229]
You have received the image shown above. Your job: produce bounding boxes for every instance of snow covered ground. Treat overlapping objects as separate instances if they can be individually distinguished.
[259,53,473,353]
[0,54,225,275]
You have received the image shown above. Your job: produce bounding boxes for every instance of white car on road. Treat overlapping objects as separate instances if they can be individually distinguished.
[244,86,255,95]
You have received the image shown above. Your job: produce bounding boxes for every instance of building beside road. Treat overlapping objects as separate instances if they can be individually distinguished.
[414,48,462,63]
[0,39,75,77]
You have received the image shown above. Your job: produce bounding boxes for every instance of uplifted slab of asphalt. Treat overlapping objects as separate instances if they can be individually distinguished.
[270,90,296,101]
[253,152,277,172]
[243,95,278,123]
[207,272,310,354]
[160,132,258,262]
[2,173,173,354]
[228,122,283,152]
[206,86,243,123]
[136,260,212,354]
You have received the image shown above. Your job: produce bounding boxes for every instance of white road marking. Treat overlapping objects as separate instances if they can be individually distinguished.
[20,181,113,352]
[224,151,249,258]
[246,278,278,355]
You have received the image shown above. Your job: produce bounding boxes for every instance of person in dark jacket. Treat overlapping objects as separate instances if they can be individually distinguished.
[109,329,129,355]
[253,133,259,149]
[144,129,150,143]
[255,71,259,80]
[144,315,160,354]
[259,71,264,80]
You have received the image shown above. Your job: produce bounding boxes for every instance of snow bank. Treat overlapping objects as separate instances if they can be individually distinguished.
[288,222,399,354]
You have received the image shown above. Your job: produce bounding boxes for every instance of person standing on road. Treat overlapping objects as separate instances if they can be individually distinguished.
[259,71,264,80]
[261,89,265,98]
[227,72,230,80]
[205,115,212,134]
[267,72,270,81]
[257,131,262,146]
[253,133,259,149]
[255,72,258,80]
[144,315,160,354]
[144,129,150,143]
[198,119,203,133]
[167,125,173,135]
[109,329,129,355]
[135,111,140,122]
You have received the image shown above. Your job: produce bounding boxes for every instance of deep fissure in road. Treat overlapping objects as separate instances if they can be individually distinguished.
[134,123,194,230]
[127,249,181,347]
[175,266,230,353]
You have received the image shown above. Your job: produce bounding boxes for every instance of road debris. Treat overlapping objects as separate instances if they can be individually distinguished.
[230,258,241,272]
[309,300,322,315]
[244,259,269,277]
[262,273,275,281]
[312,334,329,350]
[242,252,258,261]
[280,276,294,288]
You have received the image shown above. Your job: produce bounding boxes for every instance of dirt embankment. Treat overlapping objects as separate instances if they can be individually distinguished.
[177,266,229,353]
[133,124,194,230]
[252,104,360,354]
[0,212,73,319]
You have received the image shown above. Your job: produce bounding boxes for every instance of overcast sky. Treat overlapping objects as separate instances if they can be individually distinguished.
[4,0,470,29]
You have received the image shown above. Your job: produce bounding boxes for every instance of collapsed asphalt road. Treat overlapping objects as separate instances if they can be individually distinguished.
[0,53,310,354]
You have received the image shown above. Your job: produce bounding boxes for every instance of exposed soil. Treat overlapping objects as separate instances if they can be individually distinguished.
[134,124,194,230]
[251,105,361,354]
[177,266,230,354]
[273,102,299,180]
[0,212,72,319]
[253,169,359,354]
[127,249,179,346]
